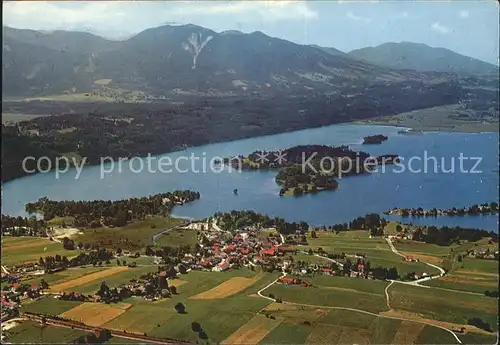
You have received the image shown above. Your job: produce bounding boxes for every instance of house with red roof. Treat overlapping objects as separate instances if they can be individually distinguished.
[224,245,235,253]
[278,276,296,285]
[212,259,230,272]
[322,268,334,276]
[260,247,276,256]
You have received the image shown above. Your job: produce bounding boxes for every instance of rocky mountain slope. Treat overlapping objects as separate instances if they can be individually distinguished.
[3,25,450,97]
[348,42,498,75]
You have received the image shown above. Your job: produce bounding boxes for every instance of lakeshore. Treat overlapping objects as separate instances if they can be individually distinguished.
[2,124,499,231]
[352,104,499,133]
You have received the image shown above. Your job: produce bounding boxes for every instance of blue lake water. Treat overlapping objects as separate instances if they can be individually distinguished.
[2,124,499,231]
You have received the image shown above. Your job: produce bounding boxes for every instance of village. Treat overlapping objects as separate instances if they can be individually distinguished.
[1,218,430,322]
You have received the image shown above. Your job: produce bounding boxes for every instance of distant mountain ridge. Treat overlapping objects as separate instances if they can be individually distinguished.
[348,42,497,75]
[1,25,491,97]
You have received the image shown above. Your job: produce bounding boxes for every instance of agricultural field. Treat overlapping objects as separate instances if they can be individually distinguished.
[24,266,106,287]
[66,266,157,295]
[6,320,87,344]
[221,314,282,344]
[254,307,462,345]
[265,280,388,313]
[305,231,441,276]
[387,283,498,331]
[154,228,197,247]
[190,273,265,299]
[75,216,184,250]
[2,112,48,124]
[103,269,274,342]
[423,257,498,293]
[21,87,151,103]
[48,266,129,293]
[21,297,82,315]
[1,236,78,266]
[60,302,132,327]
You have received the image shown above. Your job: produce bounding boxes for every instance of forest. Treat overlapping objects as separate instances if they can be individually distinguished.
[2,79,465,182]
[24,191,200,228]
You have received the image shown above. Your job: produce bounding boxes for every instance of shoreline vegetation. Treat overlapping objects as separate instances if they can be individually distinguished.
[385,202,499,217]
[362,134,388,144]
[223,144,399,197]
[24,191,200,228]
[352,104,499,133]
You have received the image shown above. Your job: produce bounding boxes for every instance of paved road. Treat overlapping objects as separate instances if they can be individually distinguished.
[384,281,394,310]
[254,236,469,344]
[151,221,190,245]
[385,236,445,286]
[256,277,462,344]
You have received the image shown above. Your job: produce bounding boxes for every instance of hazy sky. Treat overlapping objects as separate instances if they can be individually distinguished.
[3,1,499,64]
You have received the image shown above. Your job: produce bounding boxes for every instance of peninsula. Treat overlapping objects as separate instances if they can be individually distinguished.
[384,202,499,217]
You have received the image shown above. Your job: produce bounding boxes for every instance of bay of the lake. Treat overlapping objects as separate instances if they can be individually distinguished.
[2,124,499,231]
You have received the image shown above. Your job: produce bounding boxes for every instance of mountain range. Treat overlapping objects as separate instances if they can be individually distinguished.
[347,42,497,75]
[2,24,497,97]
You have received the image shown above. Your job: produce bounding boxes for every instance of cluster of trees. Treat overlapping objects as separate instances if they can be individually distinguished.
[40,247,114,269]
[1,215,49,237]
[25,191,200,228]
[215,210,308,235]
[370,266,399,280]
[314,214,387,234]
[145,245,196,267]
[95,271,179,304]
[190,321,208,340]
[467,317,493,332]
[362,134,388,144]
[73,329,111,344]
[276,165,339,196]
[484,290,499,298]
[412,225,498,246]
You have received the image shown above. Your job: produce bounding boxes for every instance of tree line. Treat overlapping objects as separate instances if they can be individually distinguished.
[411,225,498,246]
[25,191,200,228]
[1,215,49,237]
[214,210,309,235]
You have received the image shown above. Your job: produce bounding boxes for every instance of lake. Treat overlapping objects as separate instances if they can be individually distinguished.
[2,124,499,231]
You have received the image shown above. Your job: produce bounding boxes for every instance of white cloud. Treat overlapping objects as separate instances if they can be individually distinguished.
[3,1,318,34]
[3,1,129,31]
[431,22,451,34]
[170,1,318,21]
[346,11,372,24]
[459,10,470,18]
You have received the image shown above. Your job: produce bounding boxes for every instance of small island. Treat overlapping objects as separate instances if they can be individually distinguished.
[225,145,399,197]
[363,134,388,144]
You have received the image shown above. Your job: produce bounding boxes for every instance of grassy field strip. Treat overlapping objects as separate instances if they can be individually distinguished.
[190,273,265,299]
[255,290,463,344]
[1,237,54,252]
[391,320,425,344]
[49,266,129,292]
[380,310,494,336]
[60,302,132,327]
[221,314,282,345]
